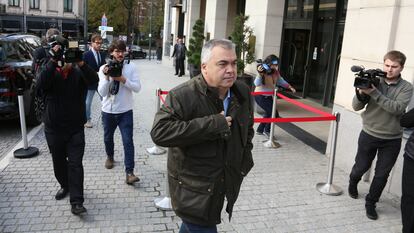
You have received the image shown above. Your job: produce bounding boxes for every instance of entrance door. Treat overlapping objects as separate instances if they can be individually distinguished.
[281,29,310,96]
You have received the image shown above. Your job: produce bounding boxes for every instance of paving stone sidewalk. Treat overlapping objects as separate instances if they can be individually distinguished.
[0,60,403,233]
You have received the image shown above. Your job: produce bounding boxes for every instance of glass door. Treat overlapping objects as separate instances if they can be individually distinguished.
[281,29,310,96]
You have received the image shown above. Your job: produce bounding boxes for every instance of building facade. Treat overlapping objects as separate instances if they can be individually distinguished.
[0,0,85,38]
[162,0,414,197]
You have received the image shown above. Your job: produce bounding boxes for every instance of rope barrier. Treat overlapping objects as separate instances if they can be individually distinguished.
[156,90,336,123]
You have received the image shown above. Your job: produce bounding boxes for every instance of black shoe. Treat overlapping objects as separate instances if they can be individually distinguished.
[365,204,378,220]
[55,188,69,200]
[71,204,87,215]
[178,75,182,77]
[348,182,358,199]
[174,73,178,75]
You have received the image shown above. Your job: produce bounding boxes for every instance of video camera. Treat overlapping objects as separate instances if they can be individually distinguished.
[47,35,83,64]
[256,59,275,75]
[351,65,386,89]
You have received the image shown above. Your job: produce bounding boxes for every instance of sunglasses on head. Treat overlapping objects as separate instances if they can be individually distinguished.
[271,60,278,65]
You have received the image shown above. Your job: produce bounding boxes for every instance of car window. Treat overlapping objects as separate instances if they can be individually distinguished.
[0,40,32,61]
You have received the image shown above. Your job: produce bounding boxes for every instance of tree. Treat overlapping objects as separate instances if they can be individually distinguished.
[230,14,255,76]
[186,19,205,78]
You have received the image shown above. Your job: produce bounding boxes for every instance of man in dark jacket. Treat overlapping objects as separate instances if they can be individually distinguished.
[151,39,254,232]
[37,37,99,215]
[171,38,187,77]
[400,110,414,233]
[83,34,106,128]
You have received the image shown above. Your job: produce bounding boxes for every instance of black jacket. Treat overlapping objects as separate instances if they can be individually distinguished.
[38,61,99,133]
[401,108,414,160]
[151,75,254,226]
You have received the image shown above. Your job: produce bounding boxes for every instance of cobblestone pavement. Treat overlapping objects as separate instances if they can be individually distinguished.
[0,59,402,232]
[0,119,34,161]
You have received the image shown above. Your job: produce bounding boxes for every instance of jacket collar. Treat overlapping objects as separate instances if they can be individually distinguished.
[193,74,247,105]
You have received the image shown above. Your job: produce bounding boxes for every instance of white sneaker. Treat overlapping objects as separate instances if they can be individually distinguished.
[84,120,93,128]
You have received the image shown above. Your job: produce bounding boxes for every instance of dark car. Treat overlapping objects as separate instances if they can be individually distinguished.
[129,45,147,59]
[0,34,43,126]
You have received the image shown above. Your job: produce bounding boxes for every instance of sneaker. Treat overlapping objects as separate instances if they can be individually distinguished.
[71,204,87,215]
[264,131,271,138]
[105,157,114,169]
[348,182,358,199]
[365,204,378,220]
[84,120,93,128]
[256,131,264,135]
[126,173,140,185]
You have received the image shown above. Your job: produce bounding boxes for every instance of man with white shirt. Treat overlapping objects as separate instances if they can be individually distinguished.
[83,34,106,128]
[98,39,141,184]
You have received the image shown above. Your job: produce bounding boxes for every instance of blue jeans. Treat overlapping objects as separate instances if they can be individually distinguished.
[179,221,217,233]
[85,90,95,121]
[102,110,135,173]
[254,95,279,134]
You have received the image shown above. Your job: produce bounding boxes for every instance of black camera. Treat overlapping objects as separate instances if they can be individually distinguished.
[107,59,123,77]
[256,59,275,75]
[47,35,83,64]
[351,65,386,89]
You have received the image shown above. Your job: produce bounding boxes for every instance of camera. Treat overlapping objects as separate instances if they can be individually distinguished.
[256,59,275,75]
[47,35,83,64]
[107,59,123,77]
[351,65,386,89]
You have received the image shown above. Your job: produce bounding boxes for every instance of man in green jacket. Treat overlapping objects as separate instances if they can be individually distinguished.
[151,39,254,232]
[349,50,413,220]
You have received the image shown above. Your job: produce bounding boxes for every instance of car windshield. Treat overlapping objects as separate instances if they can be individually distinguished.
[0,40,33,62]
[131,45,140,50]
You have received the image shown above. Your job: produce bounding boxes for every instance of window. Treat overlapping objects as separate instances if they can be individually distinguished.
[64,0,73,12]
[8,0,20,7]
[29,0,40,9]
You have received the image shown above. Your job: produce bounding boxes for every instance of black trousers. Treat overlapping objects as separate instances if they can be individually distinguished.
[349,130,401,204]
[402,155,414,233]
[175,58,185,75]
[45,130,85,205]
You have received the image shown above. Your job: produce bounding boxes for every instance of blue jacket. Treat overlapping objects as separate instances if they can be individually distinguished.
[83,49,106,90]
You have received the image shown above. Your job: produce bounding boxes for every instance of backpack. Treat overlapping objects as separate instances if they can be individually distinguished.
[32,47,50,121]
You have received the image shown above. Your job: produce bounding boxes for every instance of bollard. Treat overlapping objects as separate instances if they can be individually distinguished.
[316,112,343,195]
[263,88,281,148]
[146,88,167,155]
[14,88,39,158]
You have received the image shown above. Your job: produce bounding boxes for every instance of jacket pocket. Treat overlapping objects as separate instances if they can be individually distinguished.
[170,174,214,221]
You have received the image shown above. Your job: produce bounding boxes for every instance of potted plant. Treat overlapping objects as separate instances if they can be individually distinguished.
[230,14,255,88]
[187,18,205,78]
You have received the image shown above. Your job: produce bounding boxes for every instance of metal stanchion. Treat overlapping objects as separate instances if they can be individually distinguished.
[154,172,172,210]
[146,88,167,155]
[263,88,281,148]
[316,112,343,195]
[14,88,39,158]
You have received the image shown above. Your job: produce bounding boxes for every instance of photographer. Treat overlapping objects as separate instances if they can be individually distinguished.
[348,50,413,220]
[253,54,295,138]
[98,39,141,185]
[37,36,99,215]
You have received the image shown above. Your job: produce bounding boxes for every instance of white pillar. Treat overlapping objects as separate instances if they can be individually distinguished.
[204,0,229,39]
[184,0,201,45]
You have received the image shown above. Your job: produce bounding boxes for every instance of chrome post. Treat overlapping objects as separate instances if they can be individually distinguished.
[263,88,281,148]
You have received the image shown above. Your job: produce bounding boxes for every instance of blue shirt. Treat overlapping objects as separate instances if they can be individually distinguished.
[223,90,231,116]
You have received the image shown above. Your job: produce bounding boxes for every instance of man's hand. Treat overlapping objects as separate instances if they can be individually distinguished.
[358,84,376,95]
[76,61,85,67]
[112,75,126,84]
[220,111,232,127]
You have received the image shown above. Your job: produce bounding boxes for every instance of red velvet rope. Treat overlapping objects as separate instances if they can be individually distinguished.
[156,89,336,122]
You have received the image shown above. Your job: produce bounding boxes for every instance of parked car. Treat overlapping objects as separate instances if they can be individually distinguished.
[0,34,43,126]
[129,45,147,59]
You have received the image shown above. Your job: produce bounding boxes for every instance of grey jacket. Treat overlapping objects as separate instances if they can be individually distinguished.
[352,76,413,139]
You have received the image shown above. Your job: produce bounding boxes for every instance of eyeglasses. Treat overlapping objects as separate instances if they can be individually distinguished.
[94,41,103,44]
